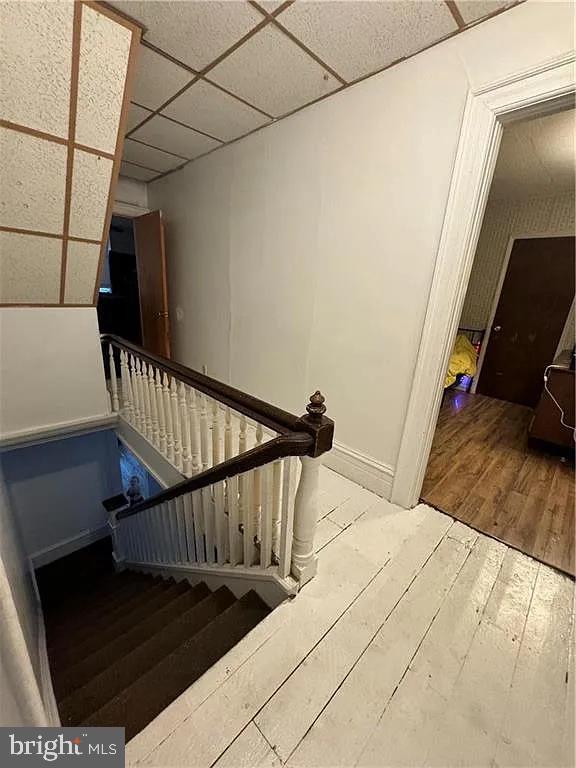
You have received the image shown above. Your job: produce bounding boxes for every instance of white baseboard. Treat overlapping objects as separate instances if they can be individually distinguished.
[30,525,109,569]
[323,441,395,499]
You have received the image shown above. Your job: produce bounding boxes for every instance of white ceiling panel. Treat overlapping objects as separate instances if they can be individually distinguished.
[120,162,159,182]
[130,44,191,110]
[130,114,221,159]
[163,80,271,142]
[209,25,340,117]
[457,1,515,24]
[123,138,186,172]
[111,1,263,70]
[0,231,62,304]
[126,103,152,133]
[279,1,458,83]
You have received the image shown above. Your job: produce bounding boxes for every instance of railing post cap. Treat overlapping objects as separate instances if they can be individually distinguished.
[306,391,326,421]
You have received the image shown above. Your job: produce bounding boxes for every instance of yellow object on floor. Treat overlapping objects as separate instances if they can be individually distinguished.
[444,333,478,388]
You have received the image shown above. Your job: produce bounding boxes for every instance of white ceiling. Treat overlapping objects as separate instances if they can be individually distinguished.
[113,0,522,183]
[491,109,576,201]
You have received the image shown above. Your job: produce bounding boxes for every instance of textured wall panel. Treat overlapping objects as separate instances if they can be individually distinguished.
[68,149,113,241]
[64,241,101,304]
[0,1,73,138]
[0,231,61,304]
[461,191,575,328]
[76,5,132,154]
[0,128,67,234]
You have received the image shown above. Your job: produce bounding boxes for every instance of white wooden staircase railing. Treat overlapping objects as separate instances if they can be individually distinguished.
[102,335,334,591]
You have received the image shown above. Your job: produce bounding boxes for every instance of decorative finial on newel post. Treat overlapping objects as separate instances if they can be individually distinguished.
[291,390,335,586]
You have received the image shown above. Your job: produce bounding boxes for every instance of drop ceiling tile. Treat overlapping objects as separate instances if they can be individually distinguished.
[76,4,132,154]
[110,1,263,70]
[64,240,100,304]
[163,80,271,142]
[209,25,340,117]
[0,128,67,234]
[130,44,192,110]
[123,138,185,173]
[69,150,113,241]
[0,231,62,304]
[126,103,152,132]
[130,115,220,159]
[0,1,73,138]
[457,1,516,24]
[279,1,458,83]
[120,162,158,182]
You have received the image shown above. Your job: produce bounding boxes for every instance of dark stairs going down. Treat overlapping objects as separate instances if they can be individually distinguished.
[36,537,270,741]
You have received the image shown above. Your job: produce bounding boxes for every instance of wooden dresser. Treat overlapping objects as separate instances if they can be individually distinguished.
[529,351,575,450]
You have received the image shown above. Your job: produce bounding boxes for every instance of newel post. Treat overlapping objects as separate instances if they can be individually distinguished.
[291,391,334,585]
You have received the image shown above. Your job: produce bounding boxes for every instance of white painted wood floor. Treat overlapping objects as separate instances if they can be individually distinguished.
[127,467,575,768]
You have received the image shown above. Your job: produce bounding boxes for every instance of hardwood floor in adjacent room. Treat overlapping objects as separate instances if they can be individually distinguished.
[421,391,574,576]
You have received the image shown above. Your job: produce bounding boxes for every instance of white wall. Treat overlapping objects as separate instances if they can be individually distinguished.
[461,191,575,329]
[149,1,574,479]
[0,476,46,726]
[0,307,110,440]
[114,176,149,218]
[1,430,122,567]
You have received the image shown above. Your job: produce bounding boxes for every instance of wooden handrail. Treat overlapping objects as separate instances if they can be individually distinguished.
[117,432,313,520]
[102,334,333,457]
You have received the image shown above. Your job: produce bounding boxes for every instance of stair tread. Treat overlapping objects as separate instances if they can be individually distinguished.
[51,578,179,669]
[47,573,156,641]
[82,591,270,740]
[60,586,237,725]
[55,582,211,699]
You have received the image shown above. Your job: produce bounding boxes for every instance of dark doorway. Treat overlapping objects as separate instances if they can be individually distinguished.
[477,236,575,406]
[97,215,143,345]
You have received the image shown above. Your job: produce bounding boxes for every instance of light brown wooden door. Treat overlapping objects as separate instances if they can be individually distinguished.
[477,236,574,407]
[133,210,171,358]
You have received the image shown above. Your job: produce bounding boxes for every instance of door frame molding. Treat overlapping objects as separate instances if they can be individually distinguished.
[391,52,575,509]
[472,231,575,393]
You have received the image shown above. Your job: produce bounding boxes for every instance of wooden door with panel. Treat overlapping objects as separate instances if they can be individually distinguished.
[133,210,171,359]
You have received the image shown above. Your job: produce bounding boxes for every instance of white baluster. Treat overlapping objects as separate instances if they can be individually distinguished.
[188,389,201,475]
[253,423,263,540]
[148,365,159,447]
[155,369,167,456]
[291,456,321,584]
[183,494,196,562]
[108,507,124,567]
[192,489,205,563]
[203,486,215,564]
[212,401,221,466]
[278,458,296,578]
[243,470,256,566]
[227,474,241,565]
[119,350,133,420]
[238,415,248,544]
[129,355,142,430]
[170,377,183,471]
[214,480,226,565]
[199,394,210,471]
[141,362,153,439]
[260,463,273,568]
[166,499,179,561]
[136,358,146,433]
[180,383,192,476]
[108,344,120,412]
[272,460,282,556]
[239,414,247,455]
[224,407,233,460]
[163,373,175,464]
[175,497,187,561]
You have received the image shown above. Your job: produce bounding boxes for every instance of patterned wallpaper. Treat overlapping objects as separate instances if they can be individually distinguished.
[0,2,140,306]
[461,191,576,333]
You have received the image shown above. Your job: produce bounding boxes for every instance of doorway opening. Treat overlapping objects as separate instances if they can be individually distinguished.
[97,209,171,359]
[420,107,575,576]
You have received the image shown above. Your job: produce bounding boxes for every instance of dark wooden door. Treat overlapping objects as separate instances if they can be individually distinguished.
[477,236,574,407]
[133,211,171,359]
